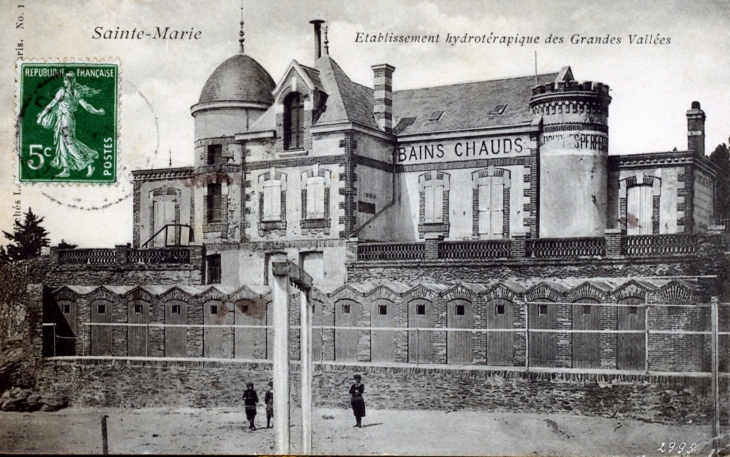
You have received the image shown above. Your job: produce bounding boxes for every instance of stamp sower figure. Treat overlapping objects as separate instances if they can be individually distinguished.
[265,381,274,428]
[36,71,105,178]
[349,374,365,428]
[243,382,259,430]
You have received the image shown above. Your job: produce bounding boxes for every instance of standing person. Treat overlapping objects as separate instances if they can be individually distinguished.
[242,383,259,430]
[36,71,105,178]
[264,381,274,428]
[349,374,366,428]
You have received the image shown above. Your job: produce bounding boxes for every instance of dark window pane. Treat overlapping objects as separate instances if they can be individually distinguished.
[456,304,465,316]
[206,184,222,223]
[207,254,222,284]
[210,305,218,315]
[134,304,143,314]
[207,144,223,165]
[496,304,505,315]
[538,304,548,315]
[98,304,106,314]
[417,304,426,315]
[379,304,387,315]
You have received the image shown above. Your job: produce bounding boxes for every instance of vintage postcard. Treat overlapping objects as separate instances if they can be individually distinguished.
[0,0,729,455]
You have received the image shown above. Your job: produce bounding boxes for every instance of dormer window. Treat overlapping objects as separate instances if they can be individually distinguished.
[284,92,305,150]
[491,104,507,115]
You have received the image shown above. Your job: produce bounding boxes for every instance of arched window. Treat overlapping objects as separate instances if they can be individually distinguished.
[284,92,305,150]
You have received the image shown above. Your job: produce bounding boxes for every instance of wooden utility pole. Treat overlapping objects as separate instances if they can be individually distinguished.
[271,259,313,455]
[271,258,290,455]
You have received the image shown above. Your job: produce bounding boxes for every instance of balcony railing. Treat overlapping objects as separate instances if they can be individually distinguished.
[622,234,698,257]
[357,242,425,261]
[58,249,116,265]
[354,233,712,262]
[439,240,511,259]
[526,237,605,258]
[56,246,198,266]
[127,248,191,264]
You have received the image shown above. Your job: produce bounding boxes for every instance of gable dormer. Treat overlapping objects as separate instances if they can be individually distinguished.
[272,60,328,153]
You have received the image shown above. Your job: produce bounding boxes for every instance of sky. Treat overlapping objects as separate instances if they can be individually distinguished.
[1,0,729,248]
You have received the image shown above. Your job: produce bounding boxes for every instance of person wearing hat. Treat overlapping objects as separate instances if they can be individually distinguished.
[242,383,259,430]
[264,381,274,428]
[348,374,366,428]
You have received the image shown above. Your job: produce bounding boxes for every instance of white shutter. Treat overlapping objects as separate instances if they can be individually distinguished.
[627,186,652,235]
[433,184,444,223]
[271,180,281,221]
[263,180,281,221]
[424,185,435,223]
[490,181,503,237]
[314,177,325,218]
[478,182,491,235]
[306,178,316,219]
[306,177,326,219]
[263,182,273,220]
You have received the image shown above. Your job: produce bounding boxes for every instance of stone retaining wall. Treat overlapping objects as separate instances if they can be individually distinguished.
[36,358,727,425]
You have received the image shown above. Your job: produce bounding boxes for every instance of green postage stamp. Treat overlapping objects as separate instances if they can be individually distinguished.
[17,61,119,184]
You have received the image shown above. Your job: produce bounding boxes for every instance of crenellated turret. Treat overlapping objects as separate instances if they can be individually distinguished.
[530,67,612,238]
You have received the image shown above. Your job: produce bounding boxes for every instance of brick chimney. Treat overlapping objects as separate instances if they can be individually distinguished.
[310,20,324,61]
[687,101,706,156]
[371,64,395,133]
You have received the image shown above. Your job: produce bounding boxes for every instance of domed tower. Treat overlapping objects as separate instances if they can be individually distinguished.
[190,18,275,141]
[529,67,612,238]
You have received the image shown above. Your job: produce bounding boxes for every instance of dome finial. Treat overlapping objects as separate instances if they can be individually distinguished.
[238,0,245,54]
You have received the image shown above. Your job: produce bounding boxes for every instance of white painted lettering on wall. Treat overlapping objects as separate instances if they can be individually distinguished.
[396,135,527,164]
[540,132,608,152]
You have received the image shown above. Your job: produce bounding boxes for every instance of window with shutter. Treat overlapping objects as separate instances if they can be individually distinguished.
[422,180,445,223]
[477,177,504,239]
[306,176,326,219]
[263,180,282,221]
[626,185,653,235]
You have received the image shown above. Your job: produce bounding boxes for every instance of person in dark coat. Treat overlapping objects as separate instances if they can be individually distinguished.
[349,374,366,428]
[264,381,274,428]
[243,383,259,430]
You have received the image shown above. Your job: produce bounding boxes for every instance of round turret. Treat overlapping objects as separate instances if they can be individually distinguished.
[191,54,275,140]
[530,79,612,238]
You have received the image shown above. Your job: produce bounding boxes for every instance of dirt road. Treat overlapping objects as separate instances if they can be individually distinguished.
[0,406,716,455]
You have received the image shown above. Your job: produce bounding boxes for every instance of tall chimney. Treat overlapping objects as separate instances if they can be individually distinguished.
[310,20,324,61]
[687,101,706,156]
[372,64,395,133]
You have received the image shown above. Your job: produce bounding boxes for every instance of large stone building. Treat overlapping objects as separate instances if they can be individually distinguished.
[131,21,717,291]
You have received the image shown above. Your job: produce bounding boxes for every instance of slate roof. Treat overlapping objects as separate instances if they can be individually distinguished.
[392,72,558,136]
[313,56,380,130]
[198,54,275,105]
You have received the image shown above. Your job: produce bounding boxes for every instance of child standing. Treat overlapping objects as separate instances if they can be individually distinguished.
[265,381,274,428]
[243,383,259,430]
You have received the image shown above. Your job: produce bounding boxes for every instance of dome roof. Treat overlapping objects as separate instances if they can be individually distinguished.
[198,54,275,105]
